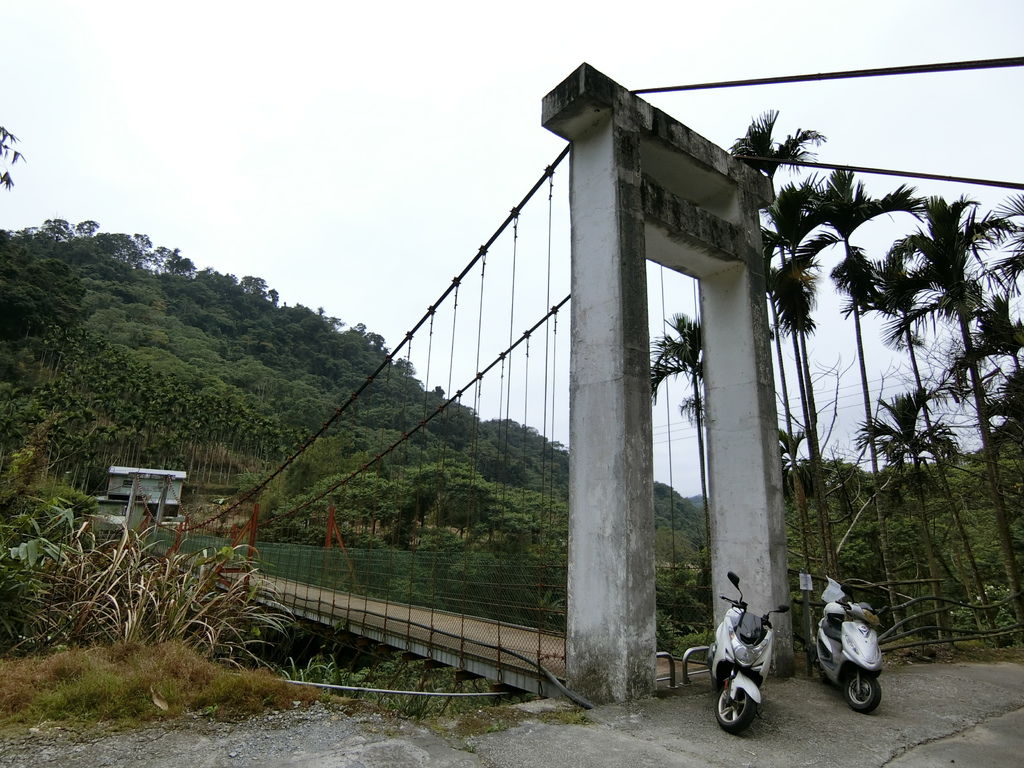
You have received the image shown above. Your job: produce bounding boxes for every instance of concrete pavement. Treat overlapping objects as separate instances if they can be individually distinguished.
[470,661,1024,767]
[887,706,1024,767]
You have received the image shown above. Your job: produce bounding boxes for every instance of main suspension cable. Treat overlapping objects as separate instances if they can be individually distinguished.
[631,56,1024,95]
[733,155,1024,192]
[263,295,571,524]
[200,146,570,528]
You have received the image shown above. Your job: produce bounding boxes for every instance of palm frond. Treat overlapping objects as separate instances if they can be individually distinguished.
[730,111,826,181]
[773,250,819,335]
[991,193,1024,286]
[651,313,702,401]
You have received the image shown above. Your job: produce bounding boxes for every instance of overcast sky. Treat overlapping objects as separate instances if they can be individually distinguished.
[3,1,1023,495]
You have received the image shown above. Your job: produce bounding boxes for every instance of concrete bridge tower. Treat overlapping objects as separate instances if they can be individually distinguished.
[543,65,790,704]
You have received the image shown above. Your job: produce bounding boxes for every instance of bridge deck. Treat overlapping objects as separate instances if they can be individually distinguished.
[258,575,567,696]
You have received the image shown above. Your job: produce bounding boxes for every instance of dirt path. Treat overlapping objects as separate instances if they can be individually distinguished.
[0,702,481,768]
[4,661,1024,768]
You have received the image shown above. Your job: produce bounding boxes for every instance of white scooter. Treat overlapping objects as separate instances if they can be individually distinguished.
[706,571,790,733]
[814,577,885,713]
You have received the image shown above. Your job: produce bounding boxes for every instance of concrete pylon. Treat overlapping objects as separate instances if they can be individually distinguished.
[543,65,791,703]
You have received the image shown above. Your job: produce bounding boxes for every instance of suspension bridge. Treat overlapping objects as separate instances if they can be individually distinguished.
[154,64,791,704]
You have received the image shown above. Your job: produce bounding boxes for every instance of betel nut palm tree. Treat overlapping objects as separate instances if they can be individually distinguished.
[872,249,995,622]
[804,170,923,604]
[889,196,1023,623]
[730,110,825,185]
[732,113,836,574]
[762,178,839,574]
[651,313,708,544]
[732,109,825,452]
[859,389,957,633]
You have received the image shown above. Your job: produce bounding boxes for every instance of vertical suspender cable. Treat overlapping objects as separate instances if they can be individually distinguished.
[438,281,460,644]
[692,277,709,549]
[401,339,416,646]
[462,249,490,664]
[658,267,678,570]
[496,213,519,671]
[419,310,439,641]
[541,174,554,525]
[540,170,557,649]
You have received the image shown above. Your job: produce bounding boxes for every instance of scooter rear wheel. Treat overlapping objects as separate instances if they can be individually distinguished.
[843,670,881,713]
[715,684,757,733]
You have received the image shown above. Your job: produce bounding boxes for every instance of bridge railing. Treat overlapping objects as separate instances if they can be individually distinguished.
[157,530,567,634]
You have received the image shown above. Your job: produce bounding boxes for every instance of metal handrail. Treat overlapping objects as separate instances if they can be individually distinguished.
[655,651,677,688]
[682,645,710,684]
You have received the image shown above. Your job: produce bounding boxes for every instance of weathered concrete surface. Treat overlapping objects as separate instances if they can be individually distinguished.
[887,706,1024,767]
[472,662,1024,768]
[541,61,792,696]
[543,66,656,704]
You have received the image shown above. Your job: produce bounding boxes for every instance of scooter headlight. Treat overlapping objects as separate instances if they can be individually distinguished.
[730,631,752,664]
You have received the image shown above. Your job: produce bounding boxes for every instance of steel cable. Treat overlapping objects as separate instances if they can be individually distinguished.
[196,146,571,531]
[631,56,1024,95]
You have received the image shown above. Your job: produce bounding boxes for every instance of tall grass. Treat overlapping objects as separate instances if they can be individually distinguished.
[0,642,318,725]
[23,525,288,662]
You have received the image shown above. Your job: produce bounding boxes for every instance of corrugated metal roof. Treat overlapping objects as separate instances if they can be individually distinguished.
[107,466,187,479]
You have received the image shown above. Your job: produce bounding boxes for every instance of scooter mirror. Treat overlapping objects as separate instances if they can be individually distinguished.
[727,571,740,588]
[776,604,791,613]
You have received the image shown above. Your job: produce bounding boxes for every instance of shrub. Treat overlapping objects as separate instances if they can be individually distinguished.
[22,524,288,662]
[0,642,317,726]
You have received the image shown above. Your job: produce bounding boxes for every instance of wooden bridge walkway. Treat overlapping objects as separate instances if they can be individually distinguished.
[257,575,568,696]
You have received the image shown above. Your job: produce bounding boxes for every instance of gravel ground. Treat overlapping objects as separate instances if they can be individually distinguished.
[0,701,483,768]
[3,661,1024,767]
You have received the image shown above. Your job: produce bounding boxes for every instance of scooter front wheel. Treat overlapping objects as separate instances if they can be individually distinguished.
[715,683,757,733]
[843,670,881,713]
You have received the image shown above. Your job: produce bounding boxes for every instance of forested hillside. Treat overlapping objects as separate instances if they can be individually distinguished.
[0,219,703,552]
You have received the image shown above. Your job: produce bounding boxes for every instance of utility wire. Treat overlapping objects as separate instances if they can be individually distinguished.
[631,56,1024,95]
[733,155,1024,192]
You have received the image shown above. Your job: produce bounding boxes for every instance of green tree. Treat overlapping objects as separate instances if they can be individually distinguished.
[731,109,832,574]
[778,429,813,569]
[730,110,825,184]
[872,250,993,614]
[763,178,838,573]
[890,196,1022,622]
[994,194,1024,285]
[859,389,958,631]
[0,237,84,340]
[651,313,708,547]
[731,112,827,512]
[806,170,922,596]
[0,126,23,190]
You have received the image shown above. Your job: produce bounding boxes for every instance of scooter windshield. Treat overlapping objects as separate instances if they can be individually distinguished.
[736,611,766,645]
